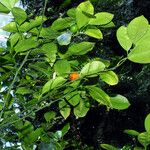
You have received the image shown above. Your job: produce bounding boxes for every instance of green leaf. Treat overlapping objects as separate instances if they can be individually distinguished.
[117,26,132,51]
[9,33,20,47]
[110,94,130,110]
[74,98,89,118]
[66,42,95,56]
[42,77,66,94]
[138,132,150,148]
[40,27,59,39]
[145,114,150,133]
[127,16,149,44]
[61,123,70,136]
[41,42,57,62]
[16,87,33,95]
[128,41,150,64]
[14,37,38,53]
[2,22,17,32]
[100,144,118,150]
[54,60,71,75]
[12,7,27,25]
[87,86,110,105]
[59,100,71,119]
[100,71,119,85]
[85,26,103,39]
[80,61,105,77]
[124,129,140,136]
[20,16,47,32]
[76,1,94,28]
[67,8,76,18]
[89,12,114,25]
[66,91,80,106]
[0,2,10,13]
[0,0,19,10]
[44,111,56,122]
[51,17,73,31]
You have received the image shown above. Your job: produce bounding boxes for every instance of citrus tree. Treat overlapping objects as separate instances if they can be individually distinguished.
[0,0,150,149]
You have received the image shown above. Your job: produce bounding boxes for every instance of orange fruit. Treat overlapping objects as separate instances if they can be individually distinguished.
[69,72,79,81]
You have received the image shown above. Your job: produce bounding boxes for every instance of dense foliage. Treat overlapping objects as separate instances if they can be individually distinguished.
[0,0,150,149]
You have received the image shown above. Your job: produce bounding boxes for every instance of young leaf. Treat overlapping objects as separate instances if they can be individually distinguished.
[54,59,71,75]
[100,144,118,150]
[66,42,95,56]
[51,17,73,31]
[0,2,10,13]
[127,16,149,44]
[138,132,150,148]
[59,100,71,119]
[67,8,76,18]
[61,123,70,136]
[117,26,132,51]
[100,71,119,85]
[110,94,130,110]
[9,33,20,47]
[128,41,150,64]
[2,22,17,32]
[85,26,103,39]
[89,12,114,25]
[87,86,110,105]
[76,1,94,28]
[16,87,33,95]
[73,98,89,118]
[14,37,38,53]
[42,77,66,94]
[12,7,27,25]
[44,111,56,122]
[145,113,150,133]
[124,129,140,136]
[80,61,105,77]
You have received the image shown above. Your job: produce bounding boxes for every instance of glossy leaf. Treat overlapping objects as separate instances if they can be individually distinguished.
[89,12,114,25]
[42,77,66,94]
[14,37,38,53]
[44,111,56,122]
[12,7,27,25]
[67,8,76,18]
[85,26,103,39]
[80,61,105,77]
[100,71,119,85]
[145,113,150,133]
[59,100,71,119]
[0,2,10,13]
[66,91,80,106]
[51,17,73,30]
[138,132,150,148]
[110,94,130,110]
[0,0,18,10]
[16,87,33,95]
[76,1,94,28]
[87,86,110,105]
[100,144,118,150]
[117,26,132,51]
[127,16,149,44]
[66,42,95,56]
[74,98,89,118]
[2,22,17,32]
[124,129,140,136]
[54,59,71,75]
[128,41,150,64]
[61,123,70,136]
